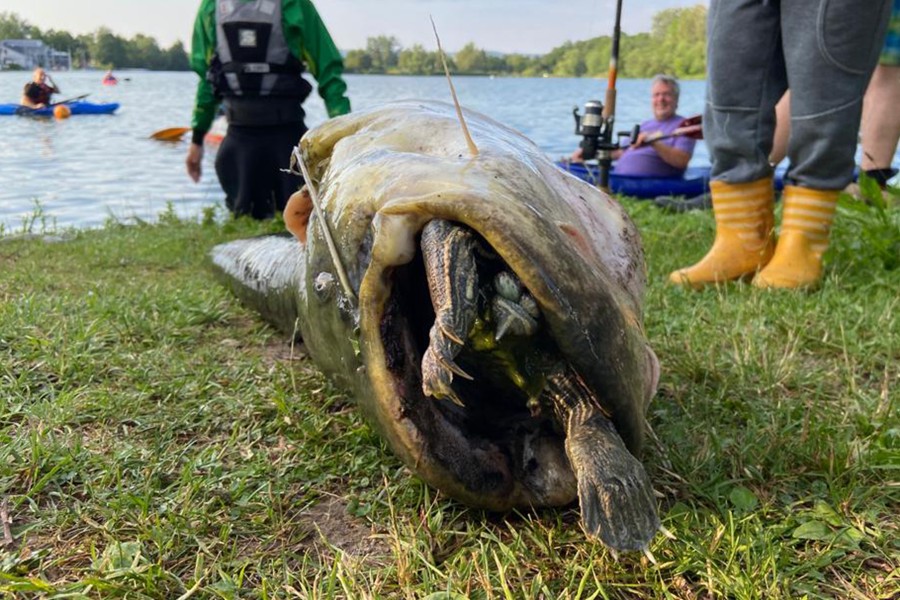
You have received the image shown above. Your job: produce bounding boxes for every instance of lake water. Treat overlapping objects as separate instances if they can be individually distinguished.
[0,71,713,233]
[0,71,891,233]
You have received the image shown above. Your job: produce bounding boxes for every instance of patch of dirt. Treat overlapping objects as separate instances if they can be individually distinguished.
[260,338,307,363]
[218,330,308,364]
[298,494,391,561]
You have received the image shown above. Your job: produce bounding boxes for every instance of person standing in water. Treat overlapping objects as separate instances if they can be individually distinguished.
[185,0,350,220]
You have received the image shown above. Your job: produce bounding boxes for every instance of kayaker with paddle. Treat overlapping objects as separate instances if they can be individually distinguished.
[571,75,697,178]
[20,67,61,109]
[611,75,697,177]
[185,0,350,220]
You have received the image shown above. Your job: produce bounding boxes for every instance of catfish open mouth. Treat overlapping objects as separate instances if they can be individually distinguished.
[369,219,579,511]
[216,100,660,551]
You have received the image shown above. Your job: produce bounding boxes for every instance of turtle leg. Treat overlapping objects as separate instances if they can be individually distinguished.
[420,219,479,404]
[546,368,660,552]
[491,271,540,341]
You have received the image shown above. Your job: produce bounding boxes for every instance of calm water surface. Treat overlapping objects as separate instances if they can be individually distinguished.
[0,71,716,232]
[11,70,892,232]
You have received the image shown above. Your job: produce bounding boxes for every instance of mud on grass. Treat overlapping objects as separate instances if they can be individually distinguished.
[1,202,898,598]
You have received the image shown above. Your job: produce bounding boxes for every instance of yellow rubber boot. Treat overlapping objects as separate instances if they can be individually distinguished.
[752,185,839,289]
[668,178,775,288]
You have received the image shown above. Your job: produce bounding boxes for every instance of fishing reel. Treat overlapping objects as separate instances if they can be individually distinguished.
[573,100,640,190]
[573,100,638,161]
[573,100,612,161]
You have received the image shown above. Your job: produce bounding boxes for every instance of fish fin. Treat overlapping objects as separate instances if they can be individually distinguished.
[292,146,357,305]
[284,187,313,244]
[431,16,478,157]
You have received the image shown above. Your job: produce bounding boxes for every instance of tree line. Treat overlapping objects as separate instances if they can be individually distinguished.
[1,4,705,78]
[0,11,189,71]
[345,5,707,79]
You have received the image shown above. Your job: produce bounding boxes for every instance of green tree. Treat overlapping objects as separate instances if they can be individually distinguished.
[553,43,588,77]
[366,35,400,71]
[0,11,38,39]
[163,41,190,71]
[90,28,128,68]
[503,53,536,75]
[127,34,163,68]
[397,44,438,75]
[344,49,373,73]
[454,42,487,74]
[40,29,79,54]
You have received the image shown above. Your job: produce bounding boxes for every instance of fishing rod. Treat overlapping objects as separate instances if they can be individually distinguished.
[573,0,627,192]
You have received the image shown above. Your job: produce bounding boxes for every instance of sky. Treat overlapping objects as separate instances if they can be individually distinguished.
[3,0,707,55]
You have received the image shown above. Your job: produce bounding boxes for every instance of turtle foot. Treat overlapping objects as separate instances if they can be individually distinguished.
[565,409,660,552]
[421,328,471,406]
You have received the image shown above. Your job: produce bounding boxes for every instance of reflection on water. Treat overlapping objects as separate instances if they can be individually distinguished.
[1,71,889,233]
[0,71,712,233]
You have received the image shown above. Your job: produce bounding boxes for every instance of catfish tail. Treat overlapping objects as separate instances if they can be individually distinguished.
[208,234,306,337]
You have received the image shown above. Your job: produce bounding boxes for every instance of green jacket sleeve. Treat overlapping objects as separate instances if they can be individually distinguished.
[190,0,350,139]
[189,0,220,143]
[283,0,351,117]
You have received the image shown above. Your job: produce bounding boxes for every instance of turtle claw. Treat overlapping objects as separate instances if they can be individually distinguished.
[565,408,660,553]
[438,322,465,346]
[420,219,480,404]
[492,296,538,341]
[443,387,466,407]
[659,524,676,540]
[438,354,473,380]
[421,343,468,406]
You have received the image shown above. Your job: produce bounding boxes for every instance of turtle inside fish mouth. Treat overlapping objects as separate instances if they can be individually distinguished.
[349,216,660,553]
[223,100,663,553]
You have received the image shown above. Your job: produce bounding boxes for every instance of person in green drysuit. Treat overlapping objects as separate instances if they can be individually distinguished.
[185,0,350,219]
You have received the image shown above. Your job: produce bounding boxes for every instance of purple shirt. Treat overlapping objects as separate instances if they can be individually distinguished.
[613,114,696,177]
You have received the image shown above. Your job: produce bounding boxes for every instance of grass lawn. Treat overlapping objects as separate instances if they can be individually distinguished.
[1,192,898,599]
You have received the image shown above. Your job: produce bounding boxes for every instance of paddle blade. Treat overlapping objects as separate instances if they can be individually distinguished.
[678,123,703,140]
[150,127,191,141]
[677,114,703,139]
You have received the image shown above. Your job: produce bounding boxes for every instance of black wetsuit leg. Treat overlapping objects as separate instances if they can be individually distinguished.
[215,121,307,219]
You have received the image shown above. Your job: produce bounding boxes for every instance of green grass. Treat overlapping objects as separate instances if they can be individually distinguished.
[1,197,898,599]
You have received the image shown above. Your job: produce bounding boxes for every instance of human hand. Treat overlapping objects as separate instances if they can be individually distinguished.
[186,143,204,182]
[633,132,660,147]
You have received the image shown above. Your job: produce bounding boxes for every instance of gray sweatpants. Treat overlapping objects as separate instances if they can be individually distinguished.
[705,0,891,189]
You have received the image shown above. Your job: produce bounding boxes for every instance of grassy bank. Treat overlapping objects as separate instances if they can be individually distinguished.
[1,195,897,599]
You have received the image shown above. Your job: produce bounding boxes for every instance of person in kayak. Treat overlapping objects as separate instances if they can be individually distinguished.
[102,70,118,85]
[611,75,696,177]
[570,75,696,177]
[185,0,350,220]
[20,67,61,109]
[669,0,891,290]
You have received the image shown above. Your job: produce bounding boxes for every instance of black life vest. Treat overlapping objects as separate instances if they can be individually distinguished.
[23,82,53,106]
[207,0,312,101]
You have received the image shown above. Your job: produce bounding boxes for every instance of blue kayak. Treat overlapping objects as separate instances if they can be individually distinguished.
[0,101,120,116]
[557,161,789,199]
